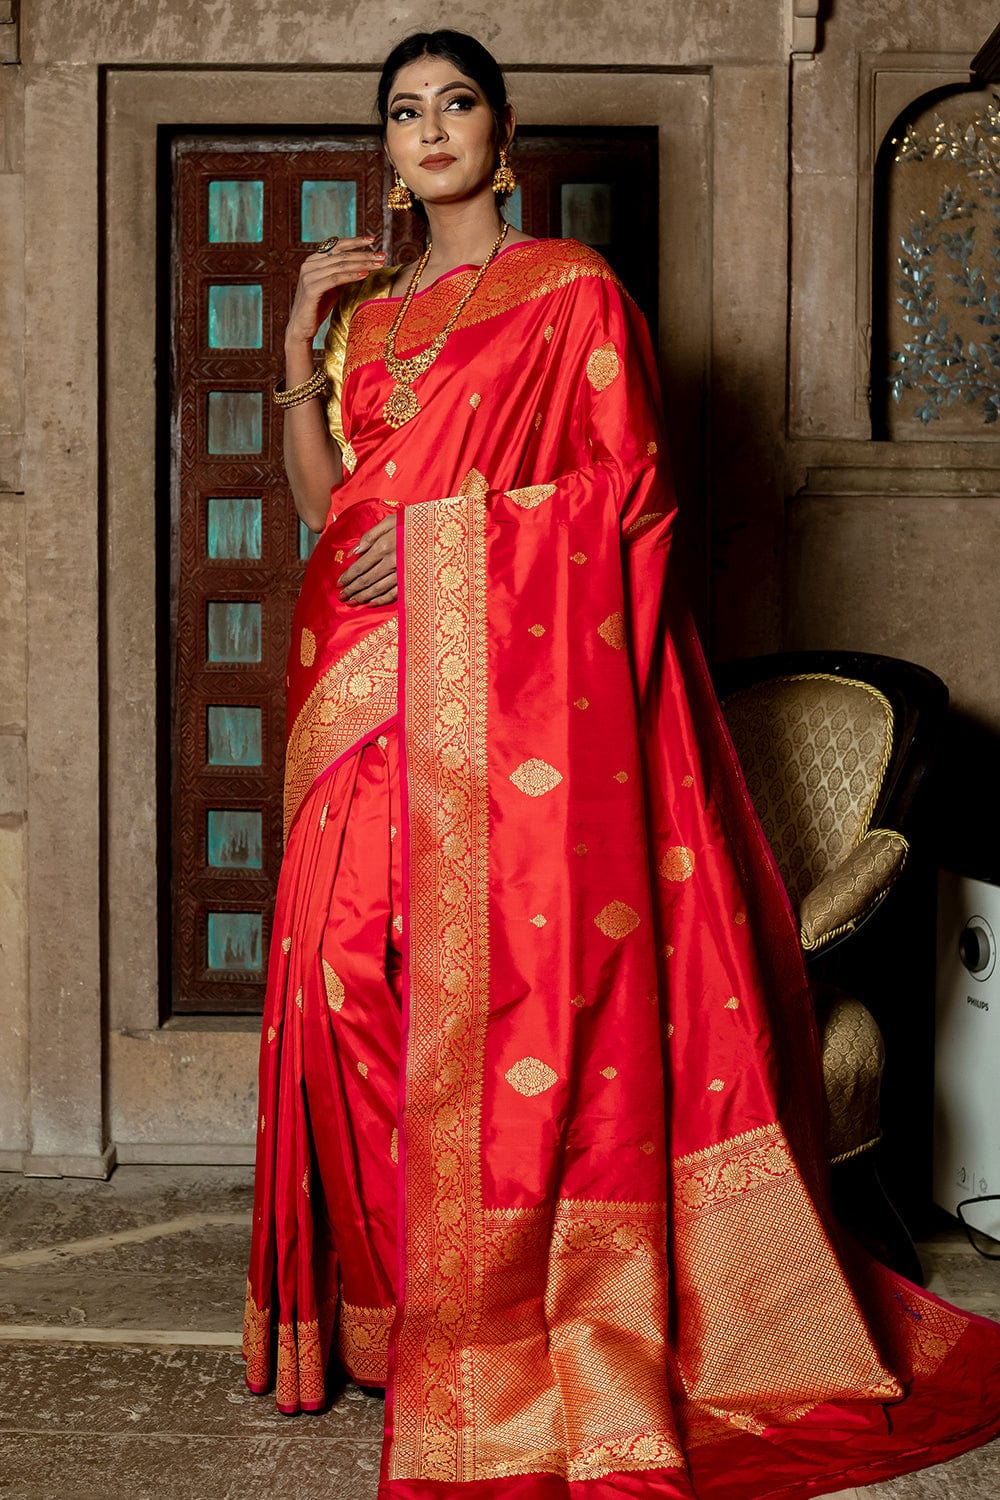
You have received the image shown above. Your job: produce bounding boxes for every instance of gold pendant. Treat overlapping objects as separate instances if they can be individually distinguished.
[383,383,420,429]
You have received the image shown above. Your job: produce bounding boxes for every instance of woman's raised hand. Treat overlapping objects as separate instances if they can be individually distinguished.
[285,236,387,348]
[338,516,398,608]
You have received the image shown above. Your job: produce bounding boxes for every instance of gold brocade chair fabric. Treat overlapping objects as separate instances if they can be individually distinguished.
[722,675,909,955]
[718,656,948,1172]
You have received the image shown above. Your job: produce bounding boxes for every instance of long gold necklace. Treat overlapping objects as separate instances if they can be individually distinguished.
[382,221,510,429]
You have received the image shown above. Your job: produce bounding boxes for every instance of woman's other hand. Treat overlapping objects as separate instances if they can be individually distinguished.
[282,237,386,534]
[285,236,387,348]
[339,516,398,607]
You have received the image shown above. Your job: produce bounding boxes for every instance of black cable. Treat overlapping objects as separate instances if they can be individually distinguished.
[955,1195,1000,1260]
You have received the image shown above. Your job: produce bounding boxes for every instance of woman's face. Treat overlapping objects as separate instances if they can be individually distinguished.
[384,54,504,206]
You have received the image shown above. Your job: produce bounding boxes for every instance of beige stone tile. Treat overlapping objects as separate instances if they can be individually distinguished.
[0,1432,382,1500]
[0,1164,253,1254]
[0,1341,384,1441]
[0,1266,245,1333]
[861,1438,1000,1497]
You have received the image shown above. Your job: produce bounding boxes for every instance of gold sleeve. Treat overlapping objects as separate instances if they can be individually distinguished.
[323,266,399,451]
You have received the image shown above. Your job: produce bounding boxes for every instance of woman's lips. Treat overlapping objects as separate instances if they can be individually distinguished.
[419,154,457,170]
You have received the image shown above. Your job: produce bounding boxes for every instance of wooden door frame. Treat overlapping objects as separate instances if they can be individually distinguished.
[100,65,714,1162]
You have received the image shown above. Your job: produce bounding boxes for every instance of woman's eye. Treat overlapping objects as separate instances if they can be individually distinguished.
[444,96,476,111]
[390,107,418,122]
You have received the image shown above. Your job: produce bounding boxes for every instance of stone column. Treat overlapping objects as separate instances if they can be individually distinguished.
[21,62,112,1177]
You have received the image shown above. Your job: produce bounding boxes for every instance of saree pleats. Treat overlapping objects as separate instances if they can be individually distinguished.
[246,730,402,1405]
[244,238,1000,1496]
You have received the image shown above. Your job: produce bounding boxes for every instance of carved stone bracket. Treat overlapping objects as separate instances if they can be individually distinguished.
[792,1,821,61]
[0,1,19,66]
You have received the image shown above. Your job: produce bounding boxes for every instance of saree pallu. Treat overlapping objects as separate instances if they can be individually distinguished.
[245,239,1000,1496]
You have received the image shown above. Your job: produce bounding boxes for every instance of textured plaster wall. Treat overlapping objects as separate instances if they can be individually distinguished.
[0,55,27,1164]
[3,0,1000,1171]
[19,0,785,68]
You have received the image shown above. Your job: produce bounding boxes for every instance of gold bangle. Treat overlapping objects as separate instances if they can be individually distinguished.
[272,368,329,408]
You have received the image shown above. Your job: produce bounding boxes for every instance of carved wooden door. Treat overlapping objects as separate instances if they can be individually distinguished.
[168,130,658,1015]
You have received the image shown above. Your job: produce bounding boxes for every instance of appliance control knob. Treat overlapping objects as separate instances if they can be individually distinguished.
[960,920,993,975]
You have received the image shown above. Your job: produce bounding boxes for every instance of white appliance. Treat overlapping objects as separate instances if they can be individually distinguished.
[934,871,1000,1240]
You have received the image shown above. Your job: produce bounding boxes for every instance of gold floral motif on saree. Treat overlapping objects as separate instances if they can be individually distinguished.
[504,1056,559,1097]
[458,466,489,500]
[509,758,563,796]
[322,959,345,1011]
[625,509,667,538]
[660,845,696,881]
[672,1124,901,1415]
[586,340,621,391]
[597,611,626,649]
[505,483,557,509]
[283,617,398,841]
[300,627,316,667]
[594,899,641,938]
[338,1302,395,1386]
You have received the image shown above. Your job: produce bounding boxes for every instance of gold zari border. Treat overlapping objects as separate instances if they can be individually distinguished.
[671,1125,902,1419]
[275,1315,327,1409]
[338,1301,395,1386]
[344,241,624,380]
[391,492,491,1482]
[283,617,398,840]
[242,1278,270,1389]
[466,1200,681,1482]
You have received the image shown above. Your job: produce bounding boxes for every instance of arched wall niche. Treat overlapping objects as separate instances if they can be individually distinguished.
[875,82,1000,438]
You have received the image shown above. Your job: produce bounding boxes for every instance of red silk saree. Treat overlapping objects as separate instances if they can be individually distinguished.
[244,239,1000,1497]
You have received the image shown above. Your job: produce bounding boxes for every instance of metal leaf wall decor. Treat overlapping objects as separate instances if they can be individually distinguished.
[889,94,1000,428]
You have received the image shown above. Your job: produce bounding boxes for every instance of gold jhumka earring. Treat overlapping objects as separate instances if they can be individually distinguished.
[492,147,516,196]
[388,170,413,211]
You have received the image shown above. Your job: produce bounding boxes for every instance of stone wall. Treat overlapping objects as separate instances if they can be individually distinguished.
[1,0,997,1174]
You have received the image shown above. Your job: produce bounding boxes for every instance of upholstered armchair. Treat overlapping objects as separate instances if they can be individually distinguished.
[716,652,948,1275]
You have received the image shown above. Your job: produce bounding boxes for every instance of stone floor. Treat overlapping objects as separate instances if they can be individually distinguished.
[0,1166,997,1499]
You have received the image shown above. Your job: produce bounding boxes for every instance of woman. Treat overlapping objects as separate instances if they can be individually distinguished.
[243,29,1000,1499]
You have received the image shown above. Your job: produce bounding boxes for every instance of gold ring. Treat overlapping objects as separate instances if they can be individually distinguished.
[315,236,340,254]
